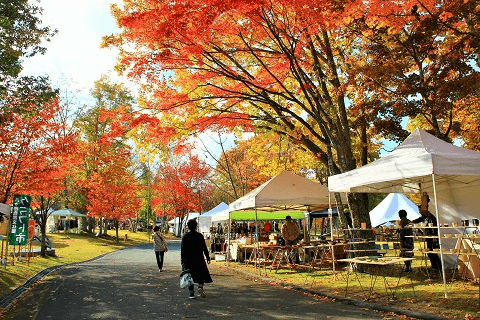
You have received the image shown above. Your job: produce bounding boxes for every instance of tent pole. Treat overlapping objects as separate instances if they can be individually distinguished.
[227,210,231,267]
[432,173,448,298]
[255,208,260,273]
[4,209,12,269]
[329,192,336,275]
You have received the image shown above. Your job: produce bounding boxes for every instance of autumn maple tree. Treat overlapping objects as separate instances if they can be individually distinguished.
[0,95,78,255]
[343,0,480,143]
[104,0,479,227]
[104,0,375,226]
[84,145,141,242]
[205,131,319,204]
[152,155,211,235]
[73,75,138,236]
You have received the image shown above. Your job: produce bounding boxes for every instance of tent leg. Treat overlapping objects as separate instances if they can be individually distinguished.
[328,192,336,276]
[255,208,260,274]
[227,212,231,267]
[432,173,448,298]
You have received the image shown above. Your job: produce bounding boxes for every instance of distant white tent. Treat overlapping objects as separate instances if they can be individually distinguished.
[168,212,200,236]
[198,202,228,234]
[369,193,421,227]
[47,209,86,233]
[50,209,86,217]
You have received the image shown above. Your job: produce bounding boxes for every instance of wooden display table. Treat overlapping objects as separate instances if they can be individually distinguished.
[337,256,416,300]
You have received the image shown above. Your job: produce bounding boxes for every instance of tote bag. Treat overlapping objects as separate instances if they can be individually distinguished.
[179,270,194,289]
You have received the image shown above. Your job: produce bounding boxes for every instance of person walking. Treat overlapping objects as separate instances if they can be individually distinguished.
[152,225,168,272]
[397,209,414,272]
[181,219,213,299]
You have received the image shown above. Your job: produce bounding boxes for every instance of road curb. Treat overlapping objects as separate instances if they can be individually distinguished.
[0,242,149,309]
[226,266,451,320]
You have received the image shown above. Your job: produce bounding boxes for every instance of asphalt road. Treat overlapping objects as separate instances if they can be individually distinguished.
[1,240,399,319]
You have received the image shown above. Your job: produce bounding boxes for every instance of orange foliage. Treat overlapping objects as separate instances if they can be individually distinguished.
[81,144,141,223]
[151,154,211,219]
[0,97,78,204]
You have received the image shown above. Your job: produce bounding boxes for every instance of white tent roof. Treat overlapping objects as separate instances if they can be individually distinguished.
[51,209,86,218]
[198,202,228,233]
[210,208,229,222]
[328,129,480,194]
[202,202,228,216]
[369,193,421,227]
[168,212,200,225]
[328,129,480,224]
[229,170,340,212]
[328,129,480,297]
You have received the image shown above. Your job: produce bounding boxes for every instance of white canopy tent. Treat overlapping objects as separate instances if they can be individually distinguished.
[50,209,86,217]
[227,170,345,266]
[47,209,86,233]
[168,212,200,236]
[0,203,11,216]
[230,170,341,213]
[198,202,228,234]
[328,128,480,297]
[369,193,421,227]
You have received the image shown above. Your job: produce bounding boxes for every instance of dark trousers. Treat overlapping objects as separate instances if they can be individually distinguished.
[285,239,300,264]
[155,251,165,270]
[426,239,442,270]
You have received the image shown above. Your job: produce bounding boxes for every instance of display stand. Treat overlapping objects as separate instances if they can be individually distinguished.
[303,242,348,287]
[408,225,480,282]
[452,226,480,279]
[338,257,416,301]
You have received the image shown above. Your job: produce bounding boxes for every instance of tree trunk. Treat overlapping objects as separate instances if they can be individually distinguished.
[40,220,47,257]
[103,218,108,235]
[115,219,119,243]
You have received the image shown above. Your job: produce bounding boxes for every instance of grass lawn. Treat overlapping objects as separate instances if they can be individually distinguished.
[0,230,161,298]
[212,248,480,320]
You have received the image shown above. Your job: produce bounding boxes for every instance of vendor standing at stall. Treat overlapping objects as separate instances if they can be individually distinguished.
[411,207,442,270]
[281,215,301,264]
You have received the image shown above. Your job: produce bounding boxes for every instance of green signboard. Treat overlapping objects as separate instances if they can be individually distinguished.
[8,195,31,246]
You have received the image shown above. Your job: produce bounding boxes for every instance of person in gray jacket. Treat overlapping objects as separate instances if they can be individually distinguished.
[152,225,168,271]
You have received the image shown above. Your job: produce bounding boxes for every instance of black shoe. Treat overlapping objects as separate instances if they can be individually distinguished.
[189,292,196,299]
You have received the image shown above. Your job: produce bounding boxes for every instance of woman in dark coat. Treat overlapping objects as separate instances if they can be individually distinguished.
[181,219,212,299]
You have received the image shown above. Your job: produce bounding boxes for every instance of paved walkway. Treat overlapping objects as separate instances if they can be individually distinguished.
[0,241,446,319]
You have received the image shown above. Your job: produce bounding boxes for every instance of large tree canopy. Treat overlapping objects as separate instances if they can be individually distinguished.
[105,0,479,227]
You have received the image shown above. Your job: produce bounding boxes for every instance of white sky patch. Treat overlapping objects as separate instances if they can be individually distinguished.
[19,0,236,163]
[20,0,132,95]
